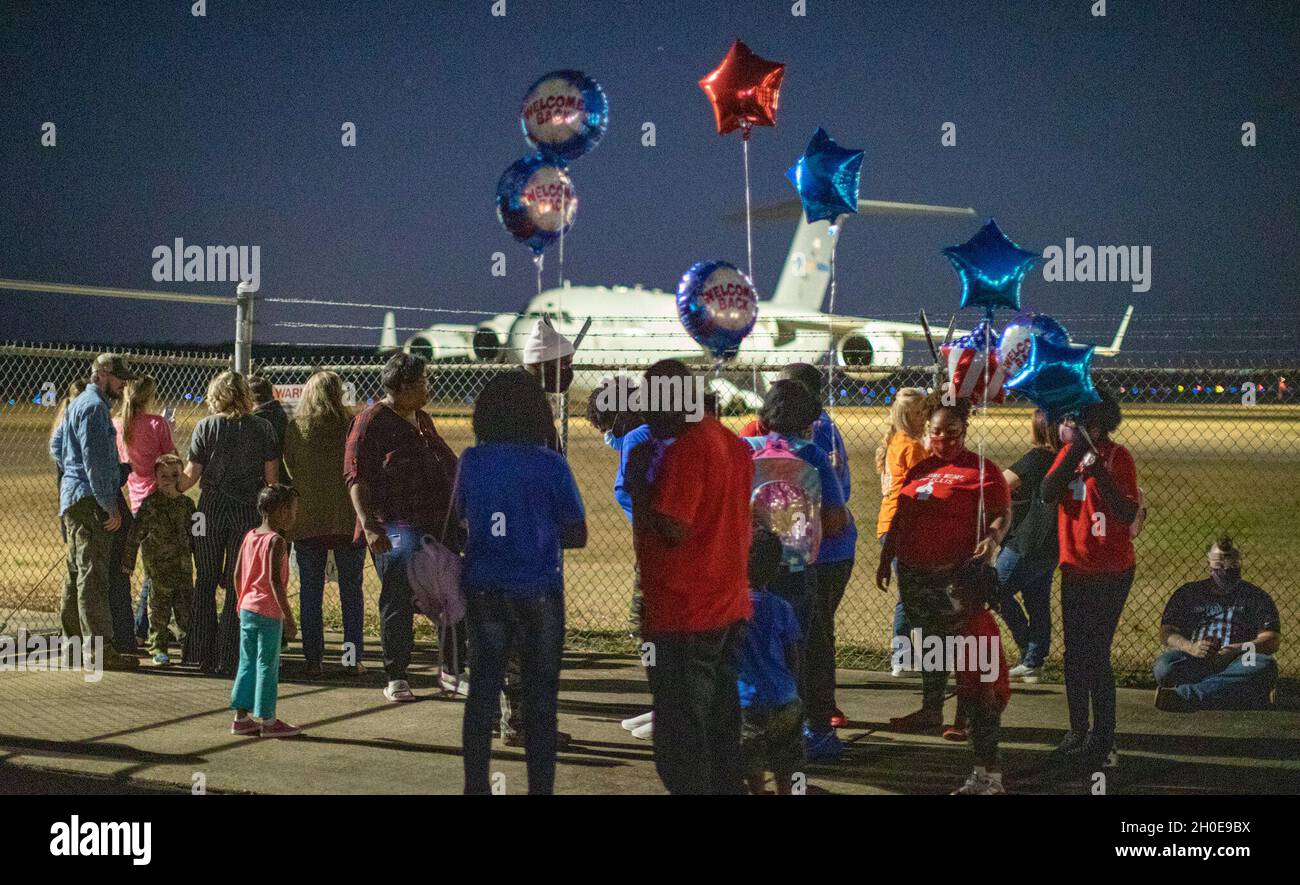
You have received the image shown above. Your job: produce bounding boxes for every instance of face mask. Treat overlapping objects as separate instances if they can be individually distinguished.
[1059,423,1074,445]
[603,430,616,447]
[1211,566,1241,591]
[929,434,962,460]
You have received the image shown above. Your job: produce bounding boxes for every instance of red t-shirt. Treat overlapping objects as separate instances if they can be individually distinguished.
[636,417,754,634]
[895,450,1010,571]
[739,418,766,438]
[1053,440,1138,573]
[954,608,1010,711]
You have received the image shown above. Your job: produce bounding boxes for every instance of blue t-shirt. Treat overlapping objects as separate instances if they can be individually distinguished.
[737,590,801,710]
[608,423,652,523]
[811,411,857,563]
[454,443,585,596]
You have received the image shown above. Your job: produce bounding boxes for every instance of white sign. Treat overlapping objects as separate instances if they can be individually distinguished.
[273,382,356,414]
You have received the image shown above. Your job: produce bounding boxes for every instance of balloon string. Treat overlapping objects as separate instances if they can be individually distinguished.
[826,224,839,422]
[534,252,544,299]
[558,188,566,288]
[742,132,754,284]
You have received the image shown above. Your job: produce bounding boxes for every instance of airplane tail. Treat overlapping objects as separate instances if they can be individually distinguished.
[768,216,836,312]
[379,310,398,351]
[1094,305,1134,357]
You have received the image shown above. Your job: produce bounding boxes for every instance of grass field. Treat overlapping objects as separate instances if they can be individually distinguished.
[3,396,1297,680]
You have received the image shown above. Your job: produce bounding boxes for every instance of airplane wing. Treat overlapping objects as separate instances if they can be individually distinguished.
[1093,305,1133,357]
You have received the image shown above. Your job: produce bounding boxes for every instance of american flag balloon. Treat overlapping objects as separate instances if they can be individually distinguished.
[941,320,1007,405]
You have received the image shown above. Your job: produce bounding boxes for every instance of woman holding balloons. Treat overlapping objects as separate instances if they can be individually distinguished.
[1040,386,1141,770]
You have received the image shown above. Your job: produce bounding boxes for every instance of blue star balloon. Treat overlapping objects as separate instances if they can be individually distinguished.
[1005,334,1100,422]
[942,219,1041,313]
[785,127,864,224]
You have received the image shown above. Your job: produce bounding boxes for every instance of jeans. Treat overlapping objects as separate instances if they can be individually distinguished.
[993,545,1056,668]
[1060,566,1134,740]
[296,538,367,666]
[879,534,910,640]
[134,578,151,642]
[462,589,565,795]
[371,524,462,682]
[644,621,747,795]
[230,609,283,720]
[806,559,852,730]
[1154,649,1277,709]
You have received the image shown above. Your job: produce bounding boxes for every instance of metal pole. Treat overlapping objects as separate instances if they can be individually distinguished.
[235,281,255,374]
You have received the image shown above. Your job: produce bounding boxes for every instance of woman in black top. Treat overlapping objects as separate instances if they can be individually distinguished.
[993,410,1061,682]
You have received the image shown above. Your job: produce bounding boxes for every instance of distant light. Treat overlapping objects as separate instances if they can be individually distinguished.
[867,390,876,398]
[7,399,14,406]
[888,386,897,394]
[839,388,847,398]
[883,396,892,405]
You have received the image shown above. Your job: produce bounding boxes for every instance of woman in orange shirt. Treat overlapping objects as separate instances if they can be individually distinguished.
[874,387,928,672]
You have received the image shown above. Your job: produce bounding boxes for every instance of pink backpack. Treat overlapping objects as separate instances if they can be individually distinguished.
[745,434,823,570]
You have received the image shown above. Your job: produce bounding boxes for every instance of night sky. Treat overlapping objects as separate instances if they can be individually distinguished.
[2,0,1298,359]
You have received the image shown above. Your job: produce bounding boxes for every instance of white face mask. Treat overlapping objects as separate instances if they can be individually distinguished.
[1059,423,1074,444]
[603,430,616,447]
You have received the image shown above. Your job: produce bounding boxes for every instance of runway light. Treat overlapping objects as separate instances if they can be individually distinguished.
[867,390,877,398]
[839,388,847,398]
[888,386,897,394]
[883,396,892,404]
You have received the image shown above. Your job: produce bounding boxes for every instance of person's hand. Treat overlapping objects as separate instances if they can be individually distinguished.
[876,557,893,592]
[1187,638,1216,658]
[103,509,121,532]
[972,536,1000,564]
[283,618,297,642]
[362,518,391,554]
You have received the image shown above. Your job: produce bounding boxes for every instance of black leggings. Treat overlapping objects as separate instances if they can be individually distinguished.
[1060,566,1134,740]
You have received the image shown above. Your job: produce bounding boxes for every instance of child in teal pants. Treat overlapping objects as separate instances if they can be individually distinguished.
[230,485,302,738]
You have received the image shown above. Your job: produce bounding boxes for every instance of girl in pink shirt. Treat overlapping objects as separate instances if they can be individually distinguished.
[230,485,301,738]
[114,376,177,513]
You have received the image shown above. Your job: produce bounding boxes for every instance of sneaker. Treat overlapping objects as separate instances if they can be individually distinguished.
[829,706,848,728]
[621,711,654,731]
[804,727,844,762]
[383,680,416,703]
[630,721,653,740]
[230,716,260,736]
[504,728,573,749]
[1008,663,1042,684]
[303,662,324,679]
[942,724,969,742]
[952,770,1006,795]
[1155,685,1194,713]
[150,653,171,666]
[1081,733,1119,769]
[260,719,304,739]
[890,663,906,677]
[1050,729,1088,760]
[888,708,944,734]
[439,669,469,698]
[100,651,139,671]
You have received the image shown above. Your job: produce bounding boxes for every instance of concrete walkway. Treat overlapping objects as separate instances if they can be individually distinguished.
[1,642,1296,795]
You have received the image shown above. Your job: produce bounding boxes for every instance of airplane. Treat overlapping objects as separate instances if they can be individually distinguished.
[388,199,1132,400]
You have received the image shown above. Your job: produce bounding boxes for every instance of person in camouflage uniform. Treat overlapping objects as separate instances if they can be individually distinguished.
[122,454,195,663]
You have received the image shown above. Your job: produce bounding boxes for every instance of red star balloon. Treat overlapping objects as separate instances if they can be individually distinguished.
[698,40,785,137]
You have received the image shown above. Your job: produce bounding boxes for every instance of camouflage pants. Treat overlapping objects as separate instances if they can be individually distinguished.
[147,579,193,657]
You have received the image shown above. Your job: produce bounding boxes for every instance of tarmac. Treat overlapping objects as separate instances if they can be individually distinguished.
[1,638,1296,795]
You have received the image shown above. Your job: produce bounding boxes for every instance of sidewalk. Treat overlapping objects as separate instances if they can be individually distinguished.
[1,643,1296,795]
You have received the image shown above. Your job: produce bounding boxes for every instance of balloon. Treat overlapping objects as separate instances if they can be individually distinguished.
[676,259,759,360]
[698,40,785,137]
[998,312,1070,382]
[1005,335,1100,422]
[496,154,577,255]
[520,69,609,163]
[942,320,1006,405]
[753,480,821,568]
[942,219,1041,313]
[785,127,864,224]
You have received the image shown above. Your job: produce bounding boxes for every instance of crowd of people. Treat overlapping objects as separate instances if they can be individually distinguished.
[46,330,1282,795]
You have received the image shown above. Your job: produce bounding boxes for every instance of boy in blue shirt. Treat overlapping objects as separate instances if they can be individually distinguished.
[455,370,587,795]
[739,526,805,795]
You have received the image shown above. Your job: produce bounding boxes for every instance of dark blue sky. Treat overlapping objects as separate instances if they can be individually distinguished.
[3,0,1298,358]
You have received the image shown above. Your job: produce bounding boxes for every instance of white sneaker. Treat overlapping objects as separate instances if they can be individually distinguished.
[891,664,906,677]
[384,680,416,702]
[439,669,469,698]
[621,711,654,731]
[952,770,1006,795]
[1009,663,1042,684]
[631,719,654,740]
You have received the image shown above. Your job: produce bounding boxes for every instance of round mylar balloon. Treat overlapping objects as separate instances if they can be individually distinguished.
[676,259,759,360]
[753,480,822,568]
[520,70,609,163]
[999,312,1071,385]
[496,154,578,255]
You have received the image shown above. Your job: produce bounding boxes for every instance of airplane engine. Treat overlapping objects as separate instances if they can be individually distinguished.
[835,329,905,378]
[470,314,521,362]
[404,325,475,361]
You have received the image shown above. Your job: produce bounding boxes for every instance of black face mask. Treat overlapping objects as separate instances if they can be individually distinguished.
[540,362,574,394]
[1211,567,1241,591]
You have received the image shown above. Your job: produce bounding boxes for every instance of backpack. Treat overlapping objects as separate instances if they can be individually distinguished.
[406,467,466,690]
[745,434,822,571]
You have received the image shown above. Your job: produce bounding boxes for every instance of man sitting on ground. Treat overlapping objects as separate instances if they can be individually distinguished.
[1153,536,1280,711]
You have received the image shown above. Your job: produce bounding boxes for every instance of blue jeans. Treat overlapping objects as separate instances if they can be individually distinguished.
[880,534,911,640]
[134,577,152,642]
[1154,650,1277,709]
[462,588,565,795]
[994,546,1056,668]
[231,609,283,720]
[370,524,463,681]
[296,538,366,666]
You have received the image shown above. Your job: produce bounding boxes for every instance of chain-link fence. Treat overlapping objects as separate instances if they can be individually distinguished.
[3,341,1296,682]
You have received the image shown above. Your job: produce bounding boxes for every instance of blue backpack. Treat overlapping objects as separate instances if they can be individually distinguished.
[745,434,823,571]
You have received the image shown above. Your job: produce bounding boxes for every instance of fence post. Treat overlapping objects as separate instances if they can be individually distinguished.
[235,281,255,374]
